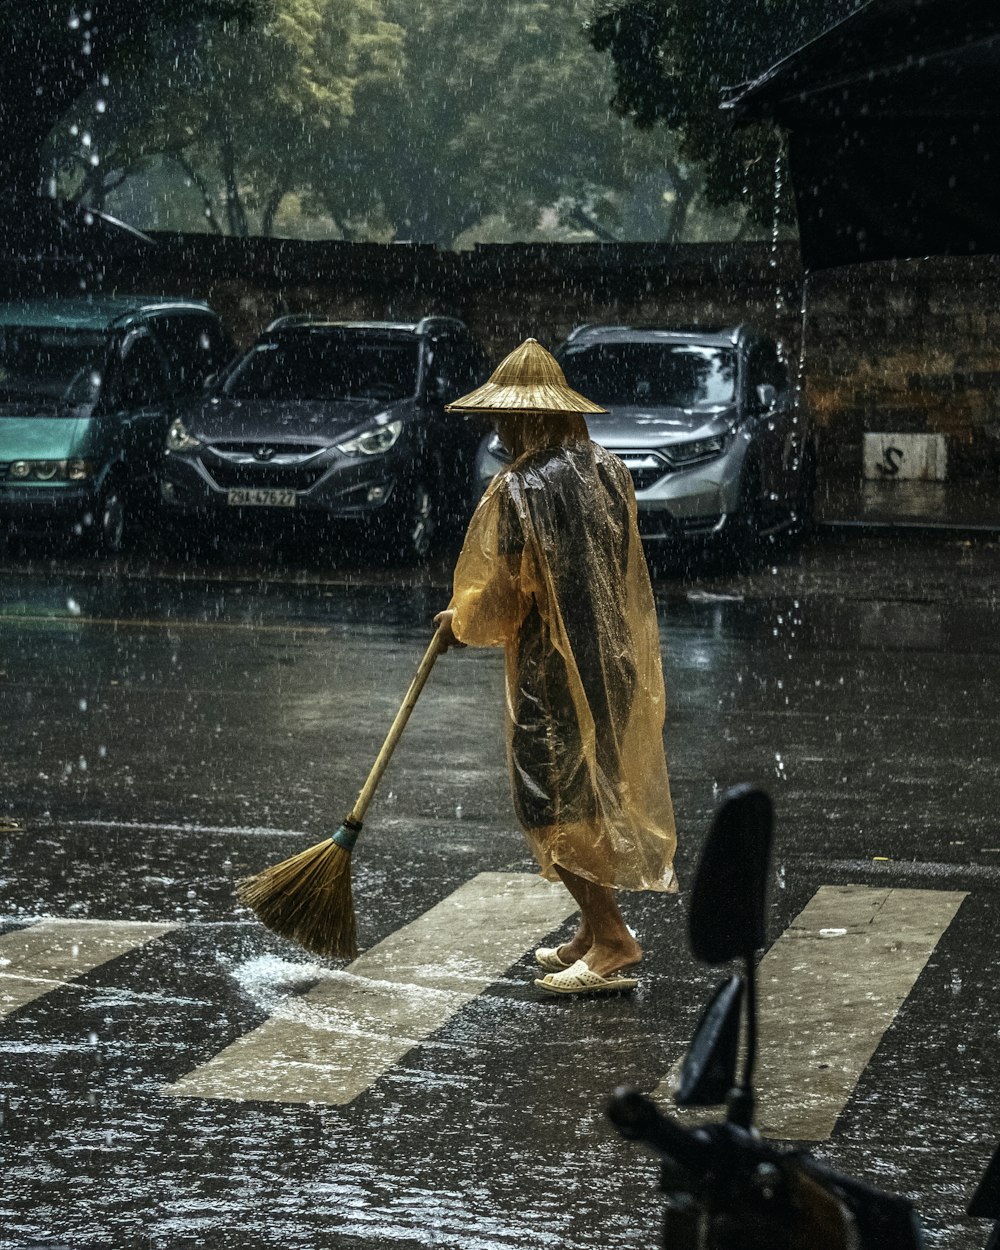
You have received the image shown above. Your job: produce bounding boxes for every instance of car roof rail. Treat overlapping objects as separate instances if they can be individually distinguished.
[107,298,213,330]
[414,315,466,336]
[264,313,317,333]
[563,323,596,343]
[563,323,633,344]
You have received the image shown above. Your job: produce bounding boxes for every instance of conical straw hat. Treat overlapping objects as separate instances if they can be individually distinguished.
[445,338,607,415]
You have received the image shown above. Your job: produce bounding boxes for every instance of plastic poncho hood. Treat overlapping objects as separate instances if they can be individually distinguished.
[450,416,677,892]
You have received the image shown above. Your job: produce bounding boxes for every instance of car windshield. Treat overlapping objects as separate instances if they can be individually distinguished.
[224,334,420,402]
[561,342,737,408]
[0,326,107,411]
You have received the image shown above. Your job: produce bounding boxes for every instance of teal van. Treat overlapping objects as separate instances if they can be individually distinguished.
[0,296,231,553]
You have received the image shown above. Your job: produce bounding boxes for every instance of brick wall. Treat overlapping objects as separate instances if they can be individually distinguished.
[6,234,1000,482]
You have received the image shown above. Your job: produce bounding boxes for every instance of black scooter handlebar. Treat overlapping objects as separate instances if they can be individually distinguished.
[608,1087,926,1250]
[607,1087,716,1177]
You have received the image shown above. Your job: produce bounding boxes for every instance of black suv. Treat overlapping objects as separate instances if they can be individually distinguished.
[162,316,489,560]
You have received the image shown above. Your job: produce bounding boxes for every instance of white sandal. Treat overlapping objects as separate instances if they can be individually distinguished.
[534,958,640,995]
[534,945,572,972]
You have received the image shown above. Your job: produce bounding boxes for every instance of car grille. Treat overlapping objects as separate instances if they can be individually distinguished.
[208,441,326,457]
[618,451,672,491]
[200,458,329,492]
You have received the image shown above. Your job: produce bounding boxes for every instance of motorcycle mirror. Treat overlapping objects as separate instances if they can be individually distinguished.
[675,974,743,1107]
[689,785,773,964]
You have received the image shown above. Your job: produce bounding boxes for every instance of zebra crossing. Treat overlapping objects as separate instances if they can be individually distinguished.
[0,876,969,1140]
[661,884,967,1139]
[164,872,577,1106]
[0,918,179,1018]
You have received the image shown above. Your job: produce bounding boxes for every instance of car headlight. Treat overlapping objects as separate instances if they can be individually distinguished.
[6,459,95,481]
[668,434,730,467]
[67,459,95,481]
[337,419,403,456]
[166,418,202,452]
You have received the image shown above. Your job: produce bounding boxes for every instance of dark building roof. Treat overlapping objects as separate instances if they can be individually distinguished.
[723,0,1000,270]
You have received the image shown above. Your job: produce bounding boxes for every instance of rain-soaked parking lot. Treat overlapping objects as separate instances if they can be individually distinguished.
[2,528,1000,1250]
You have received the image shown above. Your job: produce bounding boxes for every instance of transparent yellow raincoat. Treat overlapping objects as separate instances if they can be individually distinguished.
[450,416,677,892]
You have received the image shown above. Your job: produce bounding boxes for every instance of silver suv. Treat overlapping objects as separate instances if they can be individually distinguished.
[475,324,816,561]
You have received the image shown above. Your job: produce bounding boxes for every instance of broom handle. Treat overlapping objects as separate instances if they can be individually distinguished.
[345,625,449,826]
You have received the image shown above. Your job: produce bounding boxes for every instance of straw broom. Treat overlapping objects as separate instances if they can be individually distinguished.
[236,625,448,960]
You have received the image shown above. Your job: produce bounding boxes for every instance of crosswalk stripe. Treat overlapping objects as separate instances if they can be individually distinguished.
[0,919,179,1019]
[163,871,576,1107]
[657,885,967,1140]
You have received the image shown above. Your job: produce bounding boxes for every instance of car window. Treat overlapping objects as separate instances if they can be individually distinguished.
[152,313,229,394]
[452,338,488,392]
[224,333,420,402]
[117,336,168,410]
[427,337,460,401]
[561,343,737,408]
[0,326,107,412]
[429,336,487,401]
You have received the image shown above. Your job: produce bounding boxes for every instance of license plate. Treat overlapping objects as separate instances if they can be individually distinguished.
[226,488,297,508]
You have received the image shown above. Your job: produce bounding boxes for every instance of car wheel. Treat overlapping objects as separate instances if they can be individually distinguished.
[381,478,437,565]
[82,484,128,557]
[727,457,766,569]
[403,479,436,562]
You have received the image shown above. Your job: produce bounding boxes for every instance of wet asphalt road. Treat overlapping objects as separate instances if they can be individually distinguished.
[1,528,1000,1250]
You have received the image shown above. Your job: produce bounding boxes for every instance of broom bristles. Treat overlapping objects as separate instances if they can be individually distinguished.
[236,833,358,961]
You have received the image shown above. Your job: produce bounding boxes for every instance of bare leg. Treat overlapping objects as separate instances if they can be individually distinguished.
[553,864,642,978]
[552,916,593,966]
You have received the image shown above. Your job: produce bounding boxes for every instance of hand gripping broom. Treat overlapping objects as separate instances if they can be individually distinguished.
[236,625,448,961]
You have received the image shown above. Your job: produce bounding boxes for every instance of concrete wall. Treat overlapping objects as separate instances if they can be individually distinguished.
[6,234,1000,482]
[804,259,1000,481]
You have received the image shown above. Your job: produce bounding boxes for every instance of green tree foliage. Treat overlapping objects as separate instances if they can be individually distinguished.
[588,0,863,226]
[0,0,258,196]
[60,0,682,243]
[113,0,406,236]
[49,0,755,243]
[319,0,649,246]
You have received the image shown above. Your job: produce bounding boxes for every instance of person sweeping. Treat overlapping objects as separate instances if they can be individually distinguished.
[435,337,678,995]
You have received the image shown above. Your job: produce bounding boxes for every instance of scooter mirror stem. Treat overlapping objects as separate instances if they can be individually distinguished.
[727,953,759,1130]
[726,1085,755,1130]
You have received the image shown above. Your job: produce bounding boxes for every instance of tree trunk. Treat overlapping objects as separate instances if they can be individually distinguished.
[220,133,249,237]
[664,166,698,243]
[173,154,223,235]
[74,162,130,212]
[260,164,292,238]
[567,206,618,244]
[732,214,755,242]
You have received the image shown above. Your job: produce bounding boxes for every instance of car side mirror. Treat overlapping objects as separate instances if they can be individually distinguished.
[202,371,219,394]
[755,383,778,412]
[689,785,772,964]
